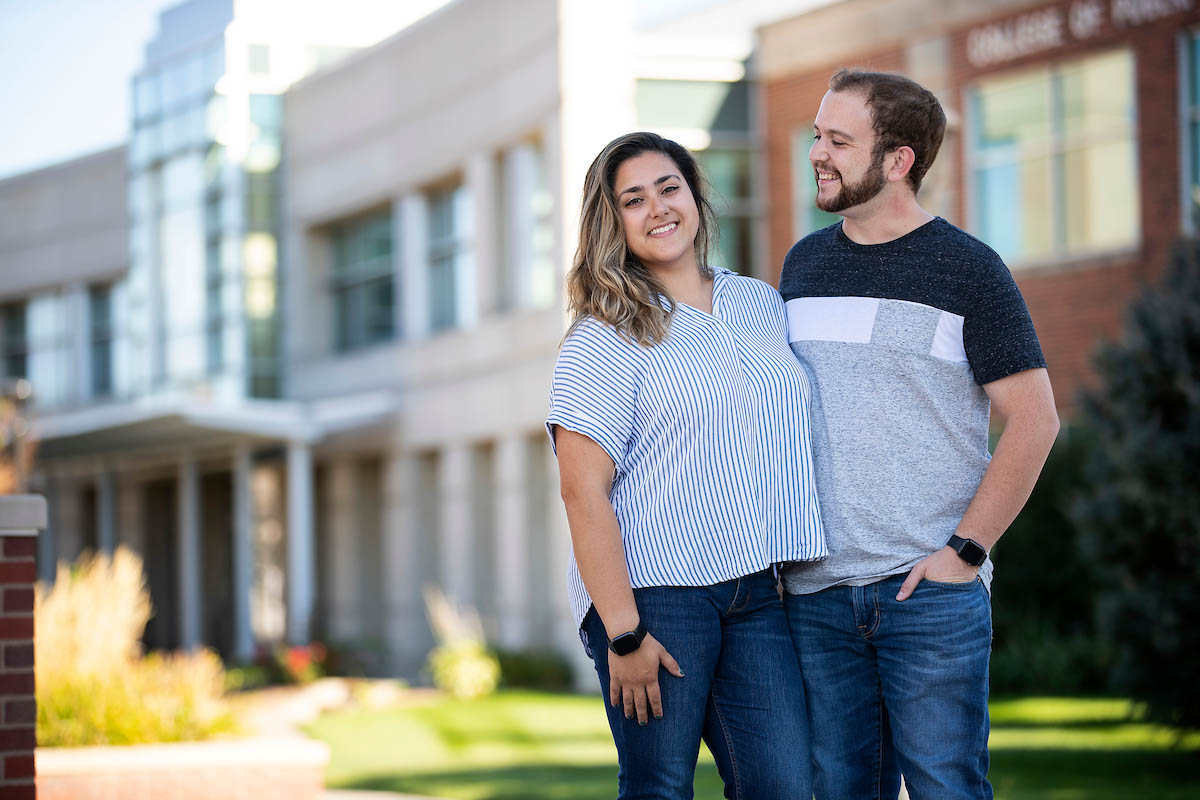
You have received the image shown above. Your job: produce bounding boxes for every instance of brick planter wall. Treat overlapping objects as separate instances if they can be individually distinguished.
[36,738,330,800]
[0,495,47,800]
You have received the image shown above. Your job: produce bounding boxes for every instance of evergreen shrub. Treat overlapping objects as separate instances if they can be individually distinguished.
[1071,239,1200,727]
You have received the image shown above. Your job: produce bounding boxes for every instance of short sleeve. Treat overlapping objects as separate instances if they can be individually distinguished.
[546,319,645,471]
[962,253,1047,385]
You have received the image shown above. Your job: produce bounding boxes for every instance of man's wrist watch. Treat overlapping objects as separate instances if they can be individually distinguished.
[947,534,988,567]
[607,620,648,656]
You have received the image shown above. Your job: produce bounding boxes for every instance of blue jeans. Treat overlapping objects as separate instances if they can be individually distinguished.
[582,568,812,800]
[784,573,992,800]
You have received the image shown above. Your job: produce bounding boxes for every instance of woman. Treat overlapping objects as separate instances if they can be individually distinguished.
[546,131,827,799]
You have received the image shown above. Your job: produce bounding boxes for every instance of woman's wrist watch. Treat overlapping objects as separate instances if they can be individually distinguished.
[607,620,648,656]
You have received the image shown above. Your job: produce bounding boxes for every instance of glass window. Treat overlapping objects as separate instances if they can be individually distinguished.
[134,71,161,122]
[131,119,162,168]
[1185,33,1200,230]
[636,79,750,133]
[162,59,189,110]
[696,147,757,273]
[1,302,27,380]
[26,294,69,407]
[330,210,396,351]
[791,127,841,239]
[89,285,114,397]
[248,318,278,398]
[428,185,473,332]
[969,49,1138,265]
[249,94,282,132]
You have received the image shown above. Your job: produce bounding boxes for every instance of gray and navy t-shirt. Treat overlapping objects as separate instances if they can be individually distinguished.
[778,217,1045,595]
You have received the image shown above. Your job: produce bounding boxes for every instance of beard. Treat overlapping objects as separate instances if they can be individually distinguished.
[815,147,887,213]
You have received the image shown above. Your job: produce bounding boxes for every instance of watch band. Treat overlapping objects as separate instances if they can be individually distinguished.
[607,620,648,656]
[947,534,988,567]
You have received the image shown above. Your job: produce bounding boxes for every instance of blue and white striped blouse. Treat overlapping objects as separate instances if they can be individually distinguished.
[547,268,827,632]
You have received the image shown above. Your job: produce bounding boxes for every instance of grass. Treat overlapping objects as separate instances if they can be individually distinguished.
[305,693,1200,800]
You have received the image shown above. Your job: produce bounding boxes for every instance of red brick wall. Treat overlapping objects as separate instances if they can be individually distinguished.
[0,535,37,800]
[762,1,1200,409]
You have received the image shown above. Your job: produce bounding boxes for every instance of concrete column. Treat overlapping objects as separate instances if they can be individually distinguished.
[400,193,430,340]
[177,453,202,650]
[286,440,316,644]
[36,474,58,584]
[500,143,538,310]
[381,451,423,671]
[232,443,255,663]
[468,151,499,317]
[437,443,473,607]
[494,434,530,649]
[95,465,116,555]
[324,458,360,641]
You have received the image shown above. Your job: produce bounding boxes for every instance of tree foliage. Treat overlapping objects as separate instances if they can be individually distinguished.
[1072,239,1200,727]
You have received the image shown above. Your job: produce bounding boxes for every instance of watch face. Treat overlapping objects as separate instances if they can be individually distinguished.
[609,632,639,656]
[960,539,987,567]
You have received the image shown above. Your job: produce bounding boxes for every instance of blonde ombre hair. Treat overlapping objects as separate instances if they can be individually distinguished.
[565,132,718,347]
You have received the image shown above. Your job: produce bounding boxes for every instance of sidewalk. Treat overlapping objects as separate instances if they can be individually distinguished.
[324,792,444,800]
[232,678,449,800]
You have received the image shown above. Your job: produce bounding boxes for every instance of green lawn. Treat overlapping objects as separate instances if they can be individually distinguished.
[305,692,1200,800]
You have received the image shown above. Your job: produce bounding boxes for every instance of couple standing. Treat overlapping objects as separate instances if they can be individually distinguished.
[548,69,1060,799]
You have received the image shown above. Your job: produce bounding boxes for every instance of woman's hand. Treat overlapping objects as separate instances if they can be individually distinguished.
[608,634,684,724]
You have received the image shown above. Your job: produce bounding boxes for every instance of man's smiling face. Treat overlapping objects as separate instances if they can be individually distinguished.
[809,89,888,215]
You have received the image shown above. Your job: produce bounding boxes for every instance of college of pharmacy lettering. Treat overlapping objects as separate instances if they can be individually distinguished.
[967,0,1195,67]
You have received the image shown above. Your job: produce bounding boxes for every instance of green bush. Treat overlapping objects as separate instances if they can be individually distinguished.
[35,548,236,746]
[989,428,1110,695]
[424,587,499,700]
[496,648,575,691]
[1071,238,1200,727]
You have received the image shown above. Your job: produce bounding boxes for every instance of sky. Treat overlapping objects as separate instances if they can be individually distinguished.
[0,0,179,180]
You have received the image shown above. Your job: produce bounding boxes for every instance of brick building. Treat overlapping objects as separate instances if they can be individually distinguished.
[760,0,1200,406]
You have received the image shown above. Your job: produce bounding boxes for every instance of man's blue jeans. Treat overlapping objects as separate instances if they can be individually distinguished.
[582,568,812,800]
[784,573,992,800]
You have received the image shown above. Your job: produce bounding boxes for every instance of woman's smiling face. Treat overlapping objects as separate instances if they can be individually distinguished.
[613,150,700,276]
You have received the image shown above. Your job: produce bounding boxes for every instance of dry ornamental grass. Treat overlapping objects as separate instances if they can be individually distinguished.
[34,548,235,746]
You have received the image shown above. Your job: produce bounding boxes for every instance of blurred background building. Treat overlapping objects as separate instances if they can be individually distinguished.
[1,0,1194,682]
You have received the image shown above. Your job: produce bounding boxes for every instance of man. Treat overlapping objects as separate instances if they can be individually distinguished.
[779,68,1060,800]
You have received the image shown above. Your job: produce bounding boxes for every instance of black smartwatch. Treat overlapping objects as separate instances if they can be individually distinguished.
[607,620,648,656]
[947,534,988,567]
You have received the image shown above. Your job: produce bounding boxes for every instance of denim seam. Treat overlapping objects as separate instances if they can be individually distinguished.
[863,586,882,640]
[874,688,885,800]
[721,577,745,616]
[709,695,743,800]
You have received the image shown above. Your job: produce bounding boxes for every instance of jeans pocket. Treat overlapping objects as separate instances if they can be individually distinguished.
[921,576,983,588]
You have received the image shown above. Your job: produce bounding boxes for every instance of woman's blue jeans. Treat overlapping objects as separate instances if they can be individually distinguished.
[784,573,993,800]
[582,568,812,800]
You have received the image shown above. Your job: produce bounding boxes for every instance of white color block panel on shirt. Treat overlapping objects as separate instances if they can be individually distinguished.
[786,296,880,344]
[931,310,968,363]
